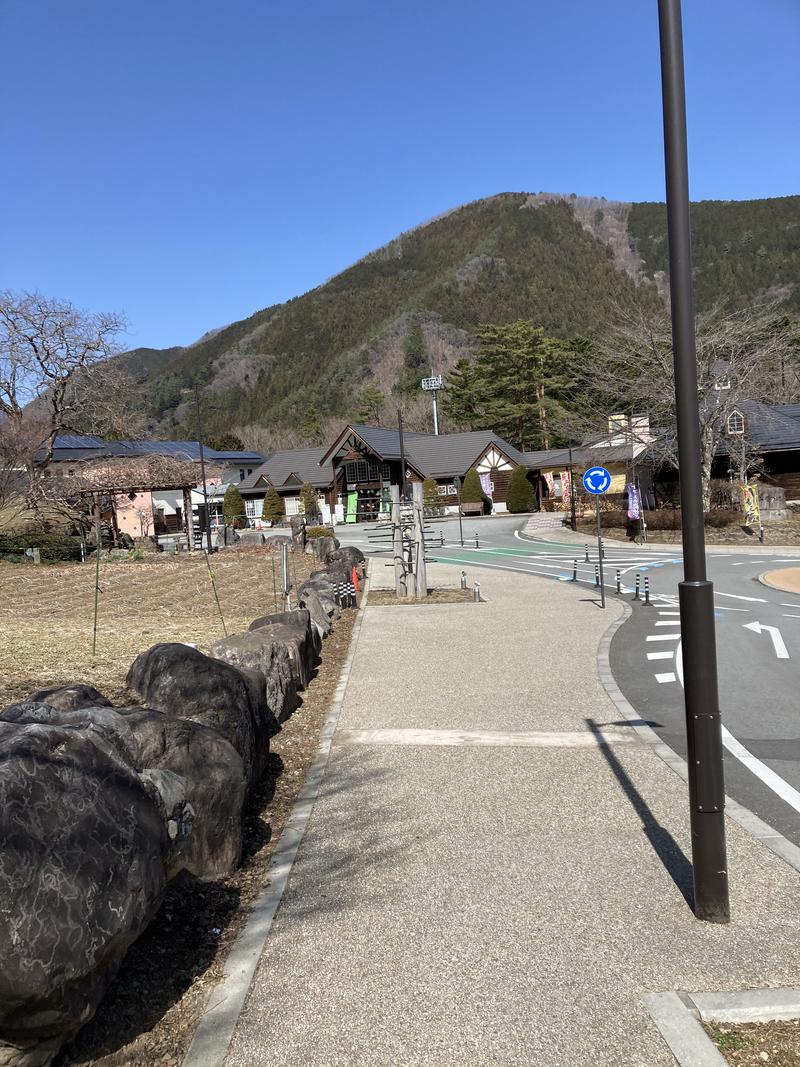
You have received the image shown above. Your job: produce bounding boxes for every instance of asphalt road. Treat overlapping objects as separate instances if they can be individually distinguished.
[335,514,800,849]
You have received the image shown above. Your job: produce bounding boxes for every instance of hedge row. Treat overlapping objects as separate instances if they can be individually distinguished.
[0,531,83,563]
[577,509,741,531]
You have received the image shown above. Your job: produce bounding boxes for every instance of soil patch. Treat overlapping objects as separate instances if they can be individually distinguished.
[368,587,474,605]
[707,1018,800,1065]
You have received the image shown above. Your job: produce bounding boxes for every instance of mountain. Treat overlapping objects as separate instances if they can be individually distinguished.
[121,191,800,441]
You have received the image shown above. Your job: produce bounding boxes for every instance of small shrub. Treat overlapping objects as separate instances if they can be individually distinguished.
[705,508,739,528]
[306,525,335,539]
[422,477,443,515]
[461,468,492,513]
[506,465,536,513]
[0,531,82,562]
[300,482,321,519]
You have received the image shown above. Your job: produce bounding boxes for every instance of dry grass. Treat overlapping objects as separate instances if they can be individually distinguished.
[0,547,316,706]
[708,1019,800,1065]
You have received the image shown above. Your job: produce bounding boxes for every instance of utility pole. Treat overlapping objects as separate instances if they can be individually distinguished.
[658,0,729,923]
[194,383,214,554]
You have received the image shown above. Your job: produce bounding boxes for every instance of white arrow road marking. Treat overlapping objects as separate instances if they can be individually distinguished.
[647,651,674,660]
[655,672,676,683]
[646,633,682,642]
[743,620,790,659]
[717,591,768,603]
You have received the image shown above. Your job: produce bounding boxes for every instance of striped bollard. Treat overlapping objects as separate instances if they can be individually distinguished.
[615,569,621,594]
[644,576,651,607]
[594,565,600,588]
[473,581,481,602]
[460,570,467,590]
[584,543,590,562]
[474,532,479,548]
[634,573,641,601]
[572,559,578,582]
[348,581,356,607]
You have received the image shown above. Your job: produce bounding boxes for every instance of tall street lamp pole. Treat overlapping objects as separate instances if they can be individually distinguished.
[657,0,729,923]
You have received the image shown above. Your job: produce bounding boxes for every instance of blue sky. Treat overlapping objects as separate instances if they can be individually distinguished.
[2,0,798,349]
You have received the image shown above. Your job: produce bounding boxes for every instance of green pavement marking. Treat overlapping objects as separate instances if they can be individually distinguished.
[437,545,576,558]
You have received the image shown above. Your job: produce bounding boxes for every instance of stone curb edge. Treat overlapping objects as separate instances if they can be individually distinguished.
[643,988,800,1066]
[757,570,800,593]
[596,602,800,877]
[181,568,373,1067]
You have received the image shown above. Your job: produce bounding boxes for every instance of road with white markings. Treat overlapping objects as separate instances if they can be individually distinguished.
[335,514,800,848]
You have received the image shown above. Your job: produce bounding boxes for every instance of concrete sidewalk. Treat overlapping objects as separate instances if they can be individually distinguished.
[225,563,800,1066]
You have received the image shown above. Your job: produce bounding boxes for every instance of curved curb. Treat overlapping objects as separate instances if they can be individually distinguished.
[182,570,373,1067]
[519,525,800,555]
[757,568,800,594]
[596,605,800,878]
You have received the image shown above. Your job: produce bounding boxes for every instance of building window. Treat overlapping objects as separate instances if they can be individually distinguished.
[727,411,745,435]
[714,377,731,391]
[239,468,246,481]
[344,460,391,483]
[245,498,259,518]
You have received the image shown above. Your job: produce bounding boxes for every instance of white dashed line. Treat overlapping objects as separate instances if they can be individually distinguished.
[647,651,674,660]
[654,620,681,627]
[655,672,677,684]
[646,633,682,642]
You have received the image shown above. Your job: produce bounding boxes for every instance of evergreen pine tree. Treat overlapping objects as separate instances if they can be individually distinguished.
[222,484,246,524]
[396,317,431,395]
[262,487,283,524]
[461,468,484,503]
[505,464,536,513]
[300,482,320,518]
[422,477,441,514]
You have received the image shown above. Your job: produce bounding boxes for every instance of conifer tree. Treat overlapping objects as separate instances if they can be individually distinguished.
[300,481,320,518]
[222,484,246,524]
[396,317,431,395]
[461,467,484,503]
[262,487,283,524]
[422,477,441,514]
[505,464,536,513]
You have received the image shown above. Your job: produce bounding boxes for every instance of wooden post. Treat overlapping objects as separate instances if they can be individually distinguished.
[183,486,195,551]
[412,481,428,599]
[390,485,407,598]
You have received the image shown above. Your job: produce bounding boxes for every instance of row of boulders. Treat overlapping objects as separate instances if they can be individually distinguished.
[0,545,364,1067]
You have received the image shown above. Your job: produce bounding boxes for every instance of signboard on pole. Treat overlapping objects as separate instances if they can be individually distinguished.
[421,375,443,391]
[582,466,612,495]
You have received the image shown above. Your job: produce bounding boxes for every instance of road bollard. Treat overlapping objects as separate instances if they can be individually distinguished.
[474,532,479,548]
[644,576,651,607]
[584,543,590,562]
[634,573,641,601]
[572,559,578,582]
[601,537,605,559]
[594,564,600,588]
[440,532,445,547]
[460,570,467,590]
[473,581,481,602]
[615,569,621,594]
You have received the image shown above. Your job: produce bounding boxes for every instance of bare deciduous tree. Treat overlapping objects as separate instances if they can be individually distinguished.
[572,301,799,509]
[0,290,128,475]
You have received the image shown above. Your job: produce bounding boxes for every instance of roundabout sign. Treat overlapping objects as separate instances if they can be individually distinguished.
[582,465,612,495]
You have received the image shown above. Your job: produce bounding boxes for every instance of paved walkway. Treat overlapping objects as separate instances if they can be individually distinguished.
[225,563,800,1066]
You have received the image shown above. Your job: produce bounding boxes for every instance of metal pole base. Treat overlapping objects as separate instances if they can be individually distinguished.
[679,580,730,924]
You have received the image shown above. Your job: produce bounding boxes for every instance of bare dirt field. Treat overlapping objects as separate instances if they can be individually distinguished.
[0,546,317,706]
[0,547,359,1066]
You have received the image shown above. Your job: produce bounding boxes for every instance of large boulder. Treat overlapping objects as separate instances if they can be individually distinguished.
[289,515,306,553]
[325,545,366,573]
[209,631,296,724]
[29,683,112,711]
[308,535,339,562]
[248,609,320,690]
[297,573,340,620]
[297,585,332,638]
[0,719,172,1066]
[126,643,270,787]
[117,707,247,879]
[236,529,265,547]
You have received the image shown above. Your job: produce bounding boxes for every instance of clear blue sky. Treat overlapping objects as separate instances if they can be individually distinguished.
[2,0,798,350]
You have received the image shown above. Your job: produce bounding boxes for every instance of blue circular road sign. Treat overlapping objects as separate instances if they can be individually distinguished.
[582,466,612,495]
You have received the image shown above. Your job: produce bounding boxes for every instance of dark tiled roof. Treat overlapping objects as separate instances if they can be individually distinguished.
[47,436,263,465]
[406,431,527,478]
[239,447,333,492]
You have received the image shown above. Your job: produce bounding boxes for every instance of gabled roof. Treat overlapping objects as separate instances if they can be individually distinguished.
[239,446,334,492]
[319,423,429,466]
[717,400,800,454]
[406,431,527,479]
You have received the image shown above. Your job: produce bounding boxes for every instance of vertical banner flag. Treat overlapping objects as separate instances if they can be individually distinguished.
[543,472,556,500]
[561,469,572,511]
[740,484,759,527]
[479,473,493,498]
[627,483,641,520]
